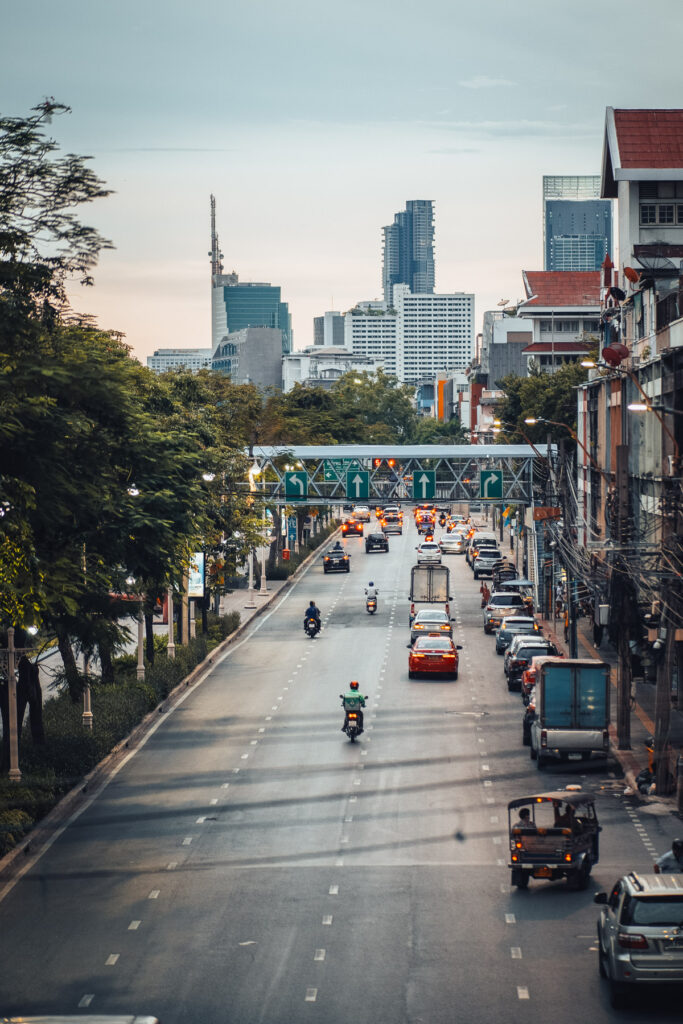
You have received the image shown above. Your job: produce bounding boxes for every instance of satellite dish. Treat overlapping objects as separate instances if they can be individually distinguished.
[623,266,640,284]
[602,343,629,368]
[609,286,626,302]
[634,253,677,273]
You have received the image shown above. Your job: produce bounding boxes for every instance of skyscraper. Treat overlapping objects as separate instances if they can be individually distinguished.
[382,200,435,303]
[543,176,613,271]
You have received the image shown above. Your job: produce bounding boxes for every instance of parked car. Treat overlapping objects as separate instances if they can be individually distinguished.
[483,592,526,634]
[595,872,683,1008]
[409,607,453,644]
[323,548,350,573]
[415,541,441,564]
[408,635,461,680]
[495,616,539,655]
[365,532,389,553]
[473,548,502,579]
[522,687,536,744]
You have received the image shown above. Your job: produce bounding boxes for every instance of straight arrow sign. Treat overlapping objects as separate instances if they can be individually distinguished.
[346,470,369,500]
[412,470,435,500]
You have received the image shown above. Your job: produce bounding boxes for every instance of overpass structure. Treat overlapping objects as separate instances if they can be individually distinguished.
[248,444,554,506]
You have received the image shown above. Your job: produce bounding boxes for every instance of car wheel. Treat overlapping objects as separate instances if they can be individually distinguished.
[522,727,530,746]
[511,869,529,889]
[483,625,491,635]
[452,671,458,681]
[408,670,415,679]
[609,980,628,1010]
[345,566,350,573]
[323,568,329,574]
[536,753,545,770]
[598,938,608,978]
[530,744,537,761]
[473,571,479,580]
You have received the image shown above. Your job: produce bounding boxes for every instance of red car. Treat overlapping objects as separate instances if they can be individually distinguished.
[408,635,461,680]
[341,519,364,537]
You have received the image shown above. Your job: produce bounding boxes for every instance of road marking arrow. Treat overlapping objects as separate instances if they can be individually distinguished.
[351,473,364,497]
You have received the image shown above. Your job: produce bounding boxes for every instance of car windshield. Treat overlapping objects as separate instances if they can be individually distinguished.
[414,637,452,651]
[416,611,447,622]
[420,544,439,550]
[624,896,683,926]
[490,595,523,606]
[504,623,536,634]
[515,646,549,660]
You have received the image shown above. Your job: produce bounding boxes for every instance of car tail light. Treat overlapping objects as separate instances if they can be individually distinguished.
[413,653,425,659]
[541,729,547,749]
[617,933,648,950]
[602,729,608,748]
[443,653,455,660]
[440,624,449,630]
[564,852,573,863]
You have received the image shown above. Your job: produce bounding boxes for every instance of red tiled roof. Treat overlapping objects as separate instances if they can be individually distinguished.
[522,341,591,354]
[613,109,683,169]
[520,271,600,307]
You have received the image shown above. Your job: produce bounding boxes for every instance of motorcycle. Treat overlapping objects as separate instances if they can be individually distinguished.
[339,695,367,742]
[366,596,377,614]
[304,616,320,638]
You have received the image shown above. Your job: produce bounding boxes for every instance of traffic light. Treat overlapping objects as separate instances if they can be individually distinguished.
[373,458,382,468]
[388,458,396,468]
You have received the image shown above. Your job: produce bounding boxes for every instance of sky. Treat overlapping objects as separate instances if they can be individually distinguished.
[2,0,681,363]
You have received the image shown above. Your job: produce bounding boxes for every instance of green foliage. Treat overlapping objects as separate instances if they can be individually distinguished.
[495,363,590,443]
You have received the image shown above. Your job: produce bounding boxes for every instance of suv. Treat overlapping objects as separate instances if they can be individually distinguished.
[596,872,683,1008]
[323,548,350,573]
[505,637,559,691]
[353,505,371,522]
[366,532,389,553]
[473,548,502,579]
[483,592,525,634]
[382,513,403,535]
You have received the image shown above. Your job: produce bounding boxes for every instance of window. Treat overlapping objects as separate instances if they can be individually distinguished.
[659,205,674,224]
[640,203,681,225]
[640,205,656,224]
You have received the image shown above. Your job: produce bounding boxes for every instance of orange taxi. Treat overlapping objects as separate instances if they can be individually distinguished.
[408,635,461,680]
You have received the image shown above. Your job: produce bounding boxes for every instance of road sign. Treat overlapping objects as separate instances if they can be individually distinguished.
[284,471,308,498]
[412,470,435,500]
[346,470,369,500]
[479,469,503,500]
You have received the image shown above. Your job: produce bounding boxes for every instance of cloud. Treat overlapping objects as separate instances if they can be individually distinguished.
[431,119,598,140]
[458,75,516,90]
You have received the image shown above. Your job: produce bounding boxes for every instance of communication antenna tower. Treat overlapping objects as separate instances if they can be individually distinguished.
[209,194,224,279]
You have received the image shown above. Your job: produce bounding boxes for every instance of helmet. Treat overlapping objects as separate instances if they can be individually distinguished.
[368,581,374,587]
[673,839,683,854]
[350,680,359,690]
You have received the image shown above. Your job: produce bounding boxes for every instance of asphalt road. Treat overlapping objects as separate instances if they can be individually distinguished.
[1,513,682,1022]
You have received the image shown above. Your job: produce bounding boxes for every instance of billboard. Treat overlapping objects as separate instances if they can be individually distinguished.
[188,552,205,597]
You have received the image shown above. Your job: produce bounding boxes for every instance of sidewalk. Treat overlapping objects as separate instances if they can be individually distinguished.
[538,609,683,810]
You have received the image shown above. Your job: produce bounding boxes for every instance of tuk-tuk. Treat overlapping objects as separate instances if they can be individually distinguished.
[507,790,601,890]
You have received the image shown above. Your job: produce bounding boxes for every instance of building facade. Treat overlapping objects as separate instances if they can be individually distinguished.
[313,311,345,347]
[543,175,613,272]
[147,348,213,373]
[382,200,435,303]
[282,346,382,392]
[394,285,474,385]
[211,274,292,354]
[212,327,283,390]
[344,300,398,377]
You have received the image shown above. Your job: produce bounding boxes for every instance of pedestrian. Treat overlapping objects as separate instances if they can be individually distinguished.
[480,581,491,608]
[593,620,604,649]
[654,839,683,874]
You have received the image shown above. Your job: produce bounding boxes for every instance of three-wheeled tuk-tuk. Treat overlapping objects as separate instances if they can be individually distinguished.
[507,790,601,890]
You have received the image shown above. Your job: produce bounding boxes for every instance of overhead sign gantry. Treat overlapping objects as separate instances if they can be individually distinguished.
[247,444,554,505]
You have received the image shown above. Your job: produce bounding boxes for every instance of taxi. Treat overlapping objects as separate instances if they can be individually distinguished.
[408,635,461,679]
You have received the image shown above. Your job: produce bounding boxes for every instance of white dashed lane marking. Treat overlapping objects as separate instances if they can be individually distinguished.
[128,920,141,930]
[517,987,530,1000]
[105,954,119,966]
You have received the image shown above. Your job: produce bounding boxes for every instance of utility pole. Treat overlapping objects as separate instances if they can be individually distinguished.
[615,442,632,749]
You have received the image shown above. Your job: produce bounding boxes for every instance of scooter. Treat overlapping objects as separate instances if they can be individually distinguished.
[366,596,377,614]
[339,695,367,742]
[304,616,320,638]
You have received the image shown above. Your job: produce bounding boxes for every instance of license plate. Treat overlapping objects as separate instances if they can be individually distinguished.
[534,867,552,878]
[568,753,582,760]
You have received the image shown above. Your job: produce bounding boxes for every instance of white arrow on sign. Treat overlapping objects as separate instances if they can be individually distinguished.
[417,473,431,498]
[290,475,305,494]
[351,473,364,497]
[482,472,500,498]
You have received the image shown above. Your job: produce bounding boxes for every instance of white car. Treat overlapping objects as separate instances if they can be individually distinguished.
[353,505,371,522]
[439,534,464,554]
[415,541,442,565]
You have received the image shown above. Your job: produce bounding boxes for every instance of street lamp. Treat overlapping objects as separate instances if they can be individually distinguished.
[524,417,610,485]
[251,460,269,597]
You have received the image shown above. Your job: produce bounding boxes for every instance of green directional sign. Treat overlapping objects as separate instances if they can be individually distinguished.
[284,471,308,499]
[346,470,369,500]
[479,469,503,500]
[412,470,436,501]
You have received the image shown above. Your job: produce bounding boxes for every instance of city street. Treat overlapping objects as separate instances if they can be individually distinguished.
[0,513,681,1022]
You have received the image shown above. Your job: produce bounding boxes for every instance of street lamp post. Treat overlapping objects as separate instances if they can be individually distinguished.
[167,586,175,659]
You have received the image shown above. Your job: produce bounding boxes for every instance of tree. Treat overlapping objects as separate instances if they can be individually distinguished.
[495,363,589,444]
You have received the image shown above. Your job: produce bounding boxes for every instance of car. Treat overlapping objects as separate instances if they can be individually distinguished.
[353,505,371,522]
[483,592,526,633]
[341,519,363,537]
[323,548,350,573]
[383,504,401,517]
[415,541,441,564]
[408,635,461,679]
[410,607,453,644]
[495,616,539,654]
[473,548,502,579]
[438,534,464,554]
[504,637,559,690]
[522,686,536,744]
[595,872,683,1008]
[381,513,403,534]
[365,532,389,553]
[466,533,498,566]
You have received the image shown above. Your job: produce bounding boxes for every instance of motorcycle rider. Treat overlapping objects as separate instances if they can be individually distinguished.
[340,680,366,733]
[365,581,378,599]
[303,599,321,633]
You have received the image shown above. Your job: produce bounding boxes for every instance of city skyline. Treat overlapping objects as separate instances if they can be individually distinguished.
[1,0,680,363]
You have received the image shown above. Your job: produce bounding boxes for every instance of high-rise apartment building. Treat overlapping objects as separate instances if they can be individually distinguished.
[543,175,613,271]
[382,200,435,303]
[344,300,398,376]
[147,348,213,374]
[394,285,474,385]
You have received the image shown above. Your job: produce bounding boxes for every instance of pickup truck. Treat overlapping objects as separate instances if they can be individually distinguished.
[409,563,452,625]
[529,657,610,768]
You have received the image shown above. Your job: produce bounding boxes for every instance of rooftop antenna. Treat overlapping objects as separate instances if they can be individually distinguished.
[209,194,224,281]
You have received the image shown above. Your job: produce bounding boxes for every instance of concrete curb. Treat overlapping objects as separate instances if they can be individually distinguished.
[0,525,341,884]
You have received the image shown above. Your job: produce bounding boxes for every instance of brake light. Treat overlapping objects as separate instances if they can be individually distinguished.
[541,729,547,749]
[348,712,358,720]
[440,624,449,630]
[564,853,573,863]
[617,933,648,950]
[602,729,609,748]
[443,653,455,660]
